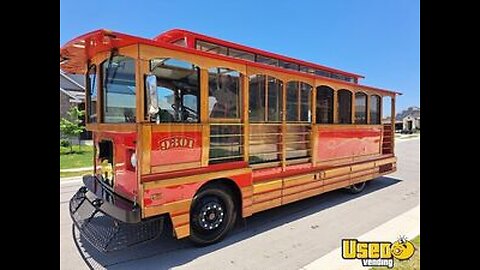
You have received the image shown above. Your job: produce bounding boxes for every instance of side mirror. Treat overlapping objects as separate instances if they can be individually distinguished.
[145,74,159,116]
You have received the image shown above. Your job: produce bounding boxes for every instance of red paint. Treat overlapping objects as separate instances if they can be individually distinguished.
[316,126,382,162]
[144,172,252,207]
[150,131,202,167]
[95,131,138,201]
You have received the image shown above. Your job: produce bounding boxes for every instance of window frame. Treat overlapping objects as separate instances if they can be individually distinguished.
[86,64,97,123]
[100,55,137,124]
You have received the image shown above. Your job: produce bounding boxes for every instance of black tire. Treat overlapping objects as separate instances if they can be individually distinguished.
[189,187,236,245]
[347,181,366,194]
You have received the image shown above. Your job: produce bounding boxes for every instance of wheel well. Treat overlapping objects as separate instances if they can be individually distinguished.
[197,178,242,218]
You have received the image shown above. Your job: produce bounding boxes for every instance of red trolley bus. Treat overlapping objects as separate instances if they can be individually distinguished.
[61,29,400,251]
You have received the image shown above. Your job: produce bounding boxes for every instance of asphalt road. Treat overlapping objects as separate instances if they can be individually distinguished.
[60,138,419,270]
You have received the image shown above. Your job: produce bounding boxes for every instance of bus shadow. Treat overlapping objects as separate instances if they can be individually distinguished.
[73,176,402,270]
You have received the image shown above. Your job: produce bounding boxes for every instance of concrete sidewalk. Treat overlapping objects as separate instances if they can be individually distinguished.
[300,205,420,270]
[60,166,93,172]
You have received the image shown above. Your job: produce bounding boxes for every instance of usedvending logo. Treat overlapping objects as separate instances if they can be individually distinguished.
[342,236,415,268]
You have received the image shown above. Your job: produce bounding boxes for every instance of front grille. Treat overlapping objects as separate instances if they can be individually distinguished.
[70,188,163,252]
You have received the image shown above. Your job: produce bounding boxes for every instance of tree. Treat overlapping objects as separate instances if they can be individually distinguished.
[60,106,85,153]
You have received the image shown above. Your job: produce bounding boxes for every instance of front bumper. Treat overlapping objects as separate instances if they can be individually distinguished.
[69,175,164,252]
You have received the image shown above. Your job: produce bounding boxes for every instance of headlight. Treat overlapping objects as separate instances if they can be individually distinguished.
[130,153,137,168]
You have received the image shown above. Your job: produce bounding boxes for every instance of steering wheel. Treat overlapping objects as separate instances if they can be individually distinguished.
[171,104,197,116]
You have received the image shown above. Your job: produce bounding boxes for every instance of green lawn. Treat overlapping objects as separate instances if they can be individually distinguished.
[371,235,420,270]
[60,145,94,170]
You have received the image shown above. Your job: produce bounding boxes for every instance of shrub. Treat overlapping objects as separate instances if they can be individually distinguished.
[60,139,71,148]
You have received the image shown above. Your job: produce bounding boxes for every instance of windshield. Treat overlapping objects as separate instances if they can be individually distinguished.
[102,55,136,123]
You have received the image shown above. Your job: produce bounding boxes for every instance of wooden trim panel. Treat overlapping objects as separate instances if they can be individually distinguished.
[174,224,190,239]
[253,179,282,194]
[86,123,137,132]
[143,198,192,217]
[151,162,202,174]
[253,190,282,204]
[143,167,252,189]
[251,198,282,213]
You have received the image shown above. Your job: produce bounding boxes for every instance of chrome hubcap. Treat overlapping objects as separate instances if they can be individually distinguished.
[198,202,224,230]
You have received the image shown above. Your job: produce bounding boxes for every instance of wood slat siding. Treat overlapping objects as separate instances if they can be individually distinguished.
[249,157,396,215]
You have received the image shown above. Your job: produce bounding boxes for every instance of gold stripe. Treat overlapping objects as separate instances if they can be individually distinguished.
[143,198,192,218]
[253,190,282,203]
[141,125,151,175]
[351,161,375,172]
[282,180,324,196]
[251,198,282,214]
[323,179,350,193]
[350,168,378,179]
[171,213,189,226]
[241,186,253,198]
[323,174,350,186]
[201,124,210,166]
[151,162,201,174]
[149,124,204,133]
[242,205,253,217]
[282,186,324,205]
[144,167,251,189]
[283,174,316,188]
[86,123,137,132]
[253,179,282,194]
[174,224,190,239]
[323,166,351,179]
[351,174,375,185]
[375,157,397,166]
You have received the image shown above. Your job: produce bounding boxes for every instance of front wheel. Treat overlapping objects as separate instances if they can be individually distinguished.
[347,181,366,194]
[189,187,236,245]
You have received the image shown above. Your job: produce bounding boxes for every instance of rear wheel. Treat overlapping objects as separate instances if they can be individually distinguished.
[189,187,236,245]
[347,181,366,194]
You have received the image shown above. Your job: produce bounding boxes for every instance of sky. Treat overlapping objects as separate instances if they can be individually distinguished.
[60,0,419,114]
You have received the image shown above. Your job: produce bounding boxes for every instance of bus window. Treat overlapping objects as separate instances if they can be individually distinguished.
[208,67,241,119]
[287,81,312,122]
[286,82,299,121]
[337,89,352,124]
[267,77,283,122]
[370,95,381,124]
[149,58,200,123]
[248,75,266,122]
[316,85,334,124]
[355,92,367,124]
[101,56,136,123]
